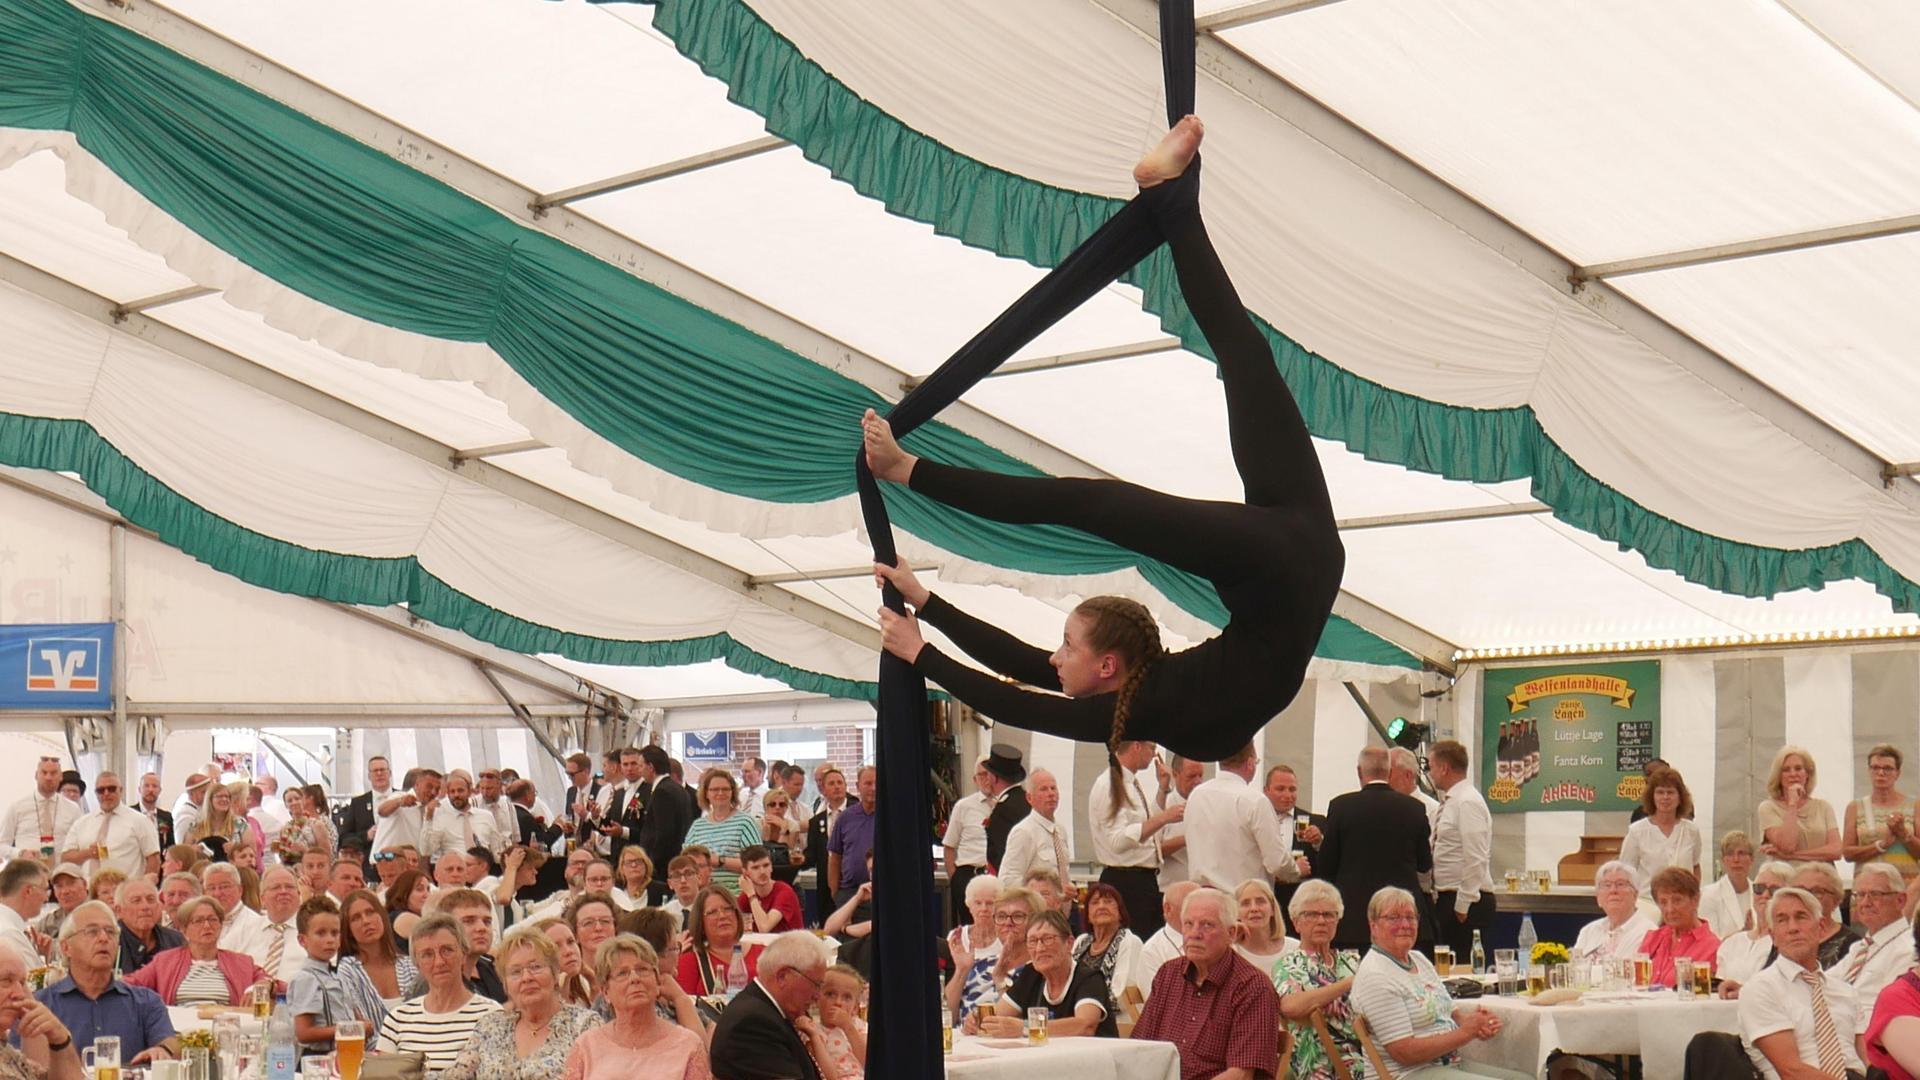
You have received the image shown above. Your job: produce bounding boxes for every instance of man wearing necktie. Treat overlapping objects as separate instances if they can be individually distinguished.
[596,748,648,860]
[422,771,500,863]
[996,770,1071,891]
[1739,885,1867,1079]
[61,772,160,880]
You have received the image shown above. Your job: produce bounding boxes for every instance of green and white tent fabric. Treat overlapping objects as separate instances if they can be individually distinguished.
[2,0,1918,707]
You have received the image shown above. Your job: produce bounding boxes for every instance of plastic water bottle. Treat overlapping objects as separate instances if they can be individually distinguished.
[265,996,298,1080]
[1470,929,1486,974]
[1517,914,1538,963]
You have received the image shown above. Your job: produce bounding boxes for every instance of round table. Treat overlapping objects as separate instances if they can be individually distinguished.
[945,1033,1179,1079]
[1462,989,1741,1080]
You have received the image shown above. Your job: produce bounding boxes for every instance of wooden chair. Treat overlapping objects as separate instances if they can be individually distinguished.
[1353,1014,1397,1080]
[1116,985,1145,1038]
[1311,1007,1356,1080]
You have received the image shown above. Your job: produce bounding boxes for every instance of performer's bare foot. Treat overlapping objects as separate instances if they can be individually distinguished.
[1134,115,1204,188]
[862,409,918,484]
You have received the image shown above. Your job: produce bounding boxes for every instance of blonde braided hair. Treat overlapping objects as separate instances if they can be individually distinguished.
[1072,596,1166,821]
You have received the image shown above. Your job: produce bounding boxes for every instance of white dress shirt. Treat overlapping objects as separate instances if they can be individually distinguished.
[1717,931,1774,987]
[1432,780,1494,913]
[0,791,81,862]
[248,912,303,979]
[1086,768,1160,871]
[218,903,269,954]
[0,905,39,968]
[1156,789,1189,891]
[374,798,427,854]
[941,792,991,869]
[1740,954,1866,1079]
[1699,875,1755,939]
[1618,817,1705,893]
[999,812,1071,888]
[421,805,503,860]
[171,792,204,845]
[1134,925,1184,1000]
[1570,911,1658,964]
[738,784,767,819]
[479,798,517,845]
[67,806,159,879]
[1184,771,1295,890]
[1835,920,1916,1004]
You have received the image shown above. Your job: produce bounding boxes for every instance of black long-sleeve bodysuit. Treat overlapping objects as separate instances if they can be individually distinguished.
[903,168,1344,763]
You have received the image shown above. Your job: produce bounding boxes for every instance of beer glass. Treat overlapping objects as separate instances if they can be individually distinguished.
[1432,944,1454,976]
[1694,961,1713,997]
[1632,953,1652,990]
[1527,964,1547,995]
[1675,958,1695,998]
[1504,870,1520,893]
[1535,869,1551,893]
[84,1037,121,1080]
[1026,1007,1049,1046]
[335,1021,365,1080]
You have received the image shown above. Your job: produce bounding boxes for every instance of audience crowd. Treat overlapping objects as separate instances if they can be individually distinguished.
[8,733,1920,1080]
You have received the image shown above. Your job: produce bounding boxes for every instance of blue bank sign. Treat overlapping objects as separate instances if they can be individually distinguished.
[0,624,114,709]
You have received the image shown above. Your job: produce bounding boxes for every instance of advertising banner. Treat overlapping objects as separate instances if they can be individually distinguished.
[683,730,734,763]
[1481,660,1660,813]
[0,623,115,709]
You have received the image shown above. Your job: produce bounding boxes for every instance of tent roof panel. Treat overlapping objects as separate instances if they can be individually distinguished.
[0,150,197,303]
[1225,0,1920,265]
[1783,0,1920,111]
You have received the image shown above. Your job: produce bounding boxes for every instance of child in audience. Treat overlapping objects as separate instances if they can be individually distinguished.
[287,897,354,1055]
[817,964,868,1080]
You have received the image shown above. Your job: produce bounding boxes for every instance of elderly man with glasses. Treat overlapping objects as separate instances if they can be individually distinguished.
[35,901,179,1065]
[1834,862,1914,1003]
[710,930,831,1080]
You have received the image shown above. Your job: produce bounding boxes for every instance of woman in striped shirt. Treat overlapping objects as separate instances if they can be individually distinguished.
[377,914,501,1077]
[680,770,761,894]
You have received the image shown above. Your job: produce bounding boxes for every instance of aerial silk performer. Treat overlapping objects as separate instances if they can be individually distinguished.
[852,2,1341,1074]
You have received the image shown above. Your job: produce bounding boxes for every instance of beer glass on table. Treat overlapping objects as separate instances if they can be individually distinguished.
[335,1021,365,1080]
[1693,961,1713,997]
[1432,944,1454,976]
[84,1036,120,1080]
[1026,1007,1049,1046]
[1632,953,1652,990]
[1527,964,1547,995]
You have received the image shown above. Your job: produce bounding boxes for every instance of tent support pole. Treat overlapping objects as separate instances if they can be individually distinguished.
[109,524,130,780]
[1343,681,1436,797]
[476,662,569,770]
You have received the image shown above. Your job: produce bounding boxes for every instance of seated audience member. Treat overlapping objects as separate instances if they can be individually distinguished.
[464,848,500,895]
[157,872,201,932]
[337,888,419,1018]
[560,936,709,1080]
[1790,861,1862,970]
[0,862,49,968]
[1071,882,1141,1010]
[1350,886,1528,1080]
[680,847,716,891]
[438,889,504,1004]
[88,870,126,906]
[124,896,272,1007]
[1021,867,1076,929]
[1700,831,1758,938]
[369,848,407,899]
[1233,878,1296,981]
[1637,867,1719,988]
[709,931,832,1080]
[327,858,366,905]
[438,925,602,1080]
[620,908,704,1036]
[564,893,621,998]
[974,909,1115,1038]
[1865,921,1920,1080]
[1739,885,1867,1080]
[662,857,700,927]
[376,915,502,1077]
[677,886,762,999]
[735,846,803,933]
[36,901,179,1065]
[613,847,654,913]
[0,944,84,1080]
[1133,886,1283,1077]
[816,965,867,1080]
[160,845,205,886]
[288,897,363,1054]
[1835,862,1914,1004]
[201,863,265,952]
[1757,746,1842,864]
[1719,862,1793,998]
[948,874,1002,976]
[432,852,470,893]
[248,867,306,983]
[113,878,184,976]
[385,869,431,942]
[534,918,593,1007]
[1135,881,1199,1001]
[822,852,875,974]
[945,886,1037,1020]
[228,837,262,876]
[1276,880,1364,1080]
[492,846,548,932]
[577,860,620,906]
[1570,861,1657,966]
[34,868,87,941]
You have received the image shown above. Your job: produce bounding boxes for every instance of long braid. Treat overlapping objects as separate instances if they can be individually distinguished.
[1076,596,1166,822]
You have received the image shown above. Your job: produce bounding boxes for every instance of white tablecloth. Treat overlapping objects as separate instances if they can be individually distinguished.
[1463,991,1741,1080]
[166,1007,264,1036]
[946,1034,1179,1080]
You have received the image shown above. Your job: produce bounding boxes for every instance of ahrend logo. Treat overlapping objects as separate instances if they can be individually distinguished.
[25,637,103,692]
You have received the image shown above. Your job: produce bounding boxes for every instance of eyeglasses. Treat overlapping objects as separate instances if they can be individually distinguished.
[503,964,552,982]
[1025,933,1065,947]
[71,924,118,938]
[783,967,824,992]
[1295,910,1340,921]
[575,916,616,931]
[1753,884,1780,896]
[1855,890,1902,902]
[1374,914,1420,925]
[95,786,119,794]
[992,912,1030,925]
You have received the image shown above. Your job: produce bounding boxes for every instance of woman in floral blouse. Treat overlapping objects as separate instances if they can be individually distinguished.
[441,925,601,1080]
[1274,881,1365,1080]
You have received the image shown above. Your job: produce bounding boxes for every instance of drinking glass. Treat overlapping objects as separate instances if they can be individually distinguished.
[1548,964,1569,991]
[1433,944,1454,975]
[299,1056,333,1080]
[1494,956,1520,996]
[1527,964,1547,995]
[1675,958,1695,998]
[1694,961,1714,997]
[84,1037,121,1080]
[1632,953,1652,990]
[1535,869,1552,893]
[1026,1006,1049,1046]
[1504,869,1520,892]
[335,1020,365,1080]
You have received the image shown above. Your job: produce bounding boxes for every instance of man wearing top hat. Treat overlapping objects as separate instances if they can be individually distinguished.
[980,745,1032,876]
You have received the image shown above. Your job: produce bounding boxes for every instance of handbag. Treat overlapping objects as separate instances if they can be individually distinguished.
[358,1052,426,1080]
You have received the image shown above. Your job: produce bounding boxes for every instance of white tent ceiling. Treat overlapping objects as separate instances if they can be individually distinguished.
[4,0,1919,705]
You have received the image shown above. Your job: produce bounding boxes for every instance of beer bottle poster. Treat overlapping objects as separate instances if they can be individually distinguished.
[1480,660,1661,813]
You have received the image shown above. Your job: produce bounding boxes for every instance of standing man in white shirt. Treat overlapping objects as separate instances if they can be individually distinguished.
[1428,739,1495,964]
[737,757,769,818]
[0,860,49,967]
[342,756,395,862]
[474,769,519,845]
[0,756,82,865]
[170,768,215,844]
[1088,741,1184,936]
[62,772,160,881]
[1740,885,1868,1079]
[376,767,442,854]
[1263,764,1325,914]
[1184,742,1303,892]
[1832,862,1915,1004]
[942,758,994,927]
[1154,755,1204,895]
[997,769,1071,890]
[422,771,501,862]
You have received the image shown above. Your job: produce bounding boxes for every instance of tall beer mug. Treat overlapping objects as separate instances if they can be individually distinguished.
[335,1020,365,1080]
[83,1036,121,1080]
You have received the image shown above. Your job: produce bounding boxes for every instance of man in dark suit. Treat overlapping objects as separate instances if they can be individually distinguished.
[596,748,649,860]
[709,932,827,1080]
[1263,764,1328,915]
[1317,745,1434,951]
[634,745,694,906]
[506,780,564,850]
[560,751,603,853]
[979,745,1031,874]
[135,772,174,851]
[336,755,393,866]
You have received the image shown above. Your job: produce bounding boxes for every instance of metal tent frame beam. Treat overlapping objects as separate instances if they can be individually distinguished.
[532,134,790,212]
[1080,0,1920,516]
[1576,212,1920,280]
[1196,0,1350,34]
